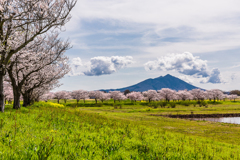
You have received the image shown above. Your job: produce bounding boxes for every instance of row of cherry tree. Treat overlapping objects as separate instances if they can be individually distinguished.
[41,89,238,104]
[0,0,77,112]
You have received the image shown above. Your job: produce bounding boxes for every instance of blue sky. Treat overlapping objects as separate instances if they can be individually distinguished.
[57,0,240,92]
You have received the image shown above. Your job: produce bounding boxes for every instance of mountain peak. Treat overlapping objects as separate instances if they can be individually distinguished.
[164,74,173,77]
[100,74,201,92]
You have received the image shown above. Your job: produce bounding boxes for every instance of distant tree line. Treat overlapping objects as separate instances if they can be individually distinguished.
[230,90,240,96]
[41,88,239,104]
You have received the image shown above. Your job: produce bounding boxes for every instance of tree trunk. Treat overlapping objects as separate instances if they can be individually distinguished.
[95,98,97,104]
[23,92,33,107]
[13,88,21,109]
[57,99,60,103]
[0,74,4,112]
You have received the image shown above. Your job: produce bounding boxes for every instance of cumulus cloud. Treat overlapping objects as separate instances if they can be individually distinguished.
[144,52,209,77]
[72,57,83,67]
[84,56,133,76]
[199,69,225,84]
[179,75,194,84]
[207,69,223,83]
[231,73,237,81]
[145,52,225,84]
[68,56,134,76]
[68,57,84,76]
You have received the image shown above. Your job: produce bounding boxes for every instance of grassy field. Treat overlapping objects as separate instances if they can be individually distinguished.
[1,100,240,159]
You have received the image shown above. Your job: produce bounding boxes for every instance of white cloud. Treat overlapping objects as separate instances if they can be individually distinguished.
[68,56,134,76]
[58,0,240,91]
[179,75,194,84]
[68,57,84,76]
[65,0,240,57]
[207,68,225,84]
[231,73,237,81]
[144,52,209,77]
[145,52,225,84]
[72,57,83,66]
[69,0,240,31]
[229,64,240,69]
[84,56,134,76]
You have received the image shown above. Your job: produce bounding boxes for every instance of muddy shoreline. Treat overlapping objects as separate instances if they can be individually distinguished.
[151,113,240,118]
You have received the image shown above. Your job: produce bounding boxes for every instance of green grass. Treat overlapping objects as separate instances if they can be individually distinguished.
[1,100,240,159]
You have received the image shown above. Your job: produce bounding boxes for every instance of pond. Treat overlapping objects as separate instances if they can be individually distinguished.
[188,117,240,124]
[151,113,240,124]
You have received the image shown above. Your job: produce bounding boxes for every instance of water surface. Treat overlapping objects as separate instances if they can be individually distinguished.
[189,117,240,124]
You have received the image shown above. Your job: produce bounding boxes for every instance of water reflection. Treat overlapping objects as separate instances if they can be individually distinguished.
[189,117,240,124]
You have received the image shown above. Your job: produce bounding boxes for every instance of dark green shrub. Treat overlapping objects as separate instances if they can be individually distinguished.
[207,101,222,105]
[95,103,103,107]
[192,102,197,107]
[103,102,113,106]
[169,102,176,108]
[181,101,190,106]
[148,102,159,108]
[201,101,208,107]
[140,102,149,106]
[159,102,167,108]
[113,103,123,109]
[124,102,135,105]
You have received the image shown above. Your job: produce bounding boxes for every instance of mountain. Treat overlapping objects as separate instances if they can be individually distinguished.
[100,74,201,92]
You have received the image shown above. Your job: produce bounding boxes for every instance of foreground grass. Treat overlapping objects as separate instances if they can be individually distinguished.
[74,100,240,145]
[1,101,240,159]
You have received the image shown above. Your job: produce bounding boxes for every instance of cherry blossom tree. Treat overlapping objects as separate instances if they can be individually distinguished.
[99,92,111,103]
[24,63,69,107]
[158,88,176,102]
[127,92,144,102]
[142,90,158,103]
[5,91,13,104]
[28,87,49,103]
[0,0,76,112]
[172,93,180,101]
[190,89,206,101]
[22,76,63,106]
[177,90,193,101]
[40,92,54,102]
[208,89,224,102]
[62,92,72,103]
[7,33,70,108]
[222,94,229,101]
[206,90,214,101]
[229,94,238,101]
[54,91,69,103]
[4,81,13,104]
[109,91,126,103]
[71,90,89,104]
[89,91,104,104]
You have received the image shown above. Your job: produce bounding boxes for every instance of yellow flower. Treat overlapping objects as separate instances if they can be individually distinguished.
[50,130,57,133]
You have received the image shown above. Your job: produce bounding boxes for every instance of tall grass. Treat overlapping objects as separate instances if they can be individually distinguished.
[0,103,240,159]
